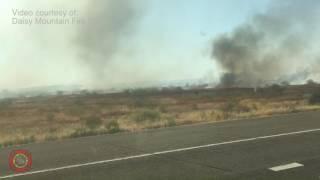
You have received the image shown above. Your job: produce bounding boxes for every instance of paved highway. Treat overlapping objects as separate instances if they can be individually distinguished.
[1,111,320,179]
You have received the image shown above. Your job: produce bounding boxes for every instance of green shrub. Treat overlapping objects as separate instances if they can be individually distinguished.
[85,116,102,129]
[166,117,176,127]
[105,120,121,134]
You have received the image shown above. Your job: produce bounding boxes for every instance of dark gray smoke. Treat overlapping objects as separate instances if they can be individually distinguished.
[76,0,144,81]
[212,0,320,87]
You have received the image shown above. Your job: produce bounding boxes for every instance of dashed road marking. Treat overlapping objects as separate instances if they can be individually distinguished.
[269,162,304,172]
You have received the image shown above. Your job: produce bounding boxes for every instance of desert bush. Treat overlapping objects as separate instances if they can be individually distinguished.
[2,136,36,147]
[309,92,320,105]
[237,104,251,113]
[166,117,176,127]
[105,120,121,133]
[69,128,97,138]
[220,100,252,114]
[221,101,237,112]
[133,110,161,122]
[159,105,168,113]
[85,116,102,129]
[200,112,208,121]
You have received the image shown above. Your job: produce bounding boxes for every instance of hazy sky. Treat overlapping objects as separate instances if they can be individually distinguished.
[0,0,270,90]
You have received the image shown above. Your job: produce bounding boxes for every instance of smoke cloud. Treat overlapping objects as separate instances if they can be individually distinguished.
[0,0,147,89]
[212,0,320,87]
[76,0,144,81]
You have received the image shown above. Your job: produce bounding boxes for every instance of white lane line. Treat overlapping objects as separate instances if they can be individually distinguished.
[1,128,320,179]
[269,162,304,171]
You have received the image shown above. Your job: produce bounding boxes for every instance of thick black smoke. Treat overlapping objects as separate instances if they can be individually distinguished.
[212,0,320,87]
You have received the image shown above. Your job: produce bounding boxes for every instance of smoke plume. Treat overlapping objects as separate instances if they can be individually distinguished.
[0,0,146,89]
[212,0,320,87]
[76,0,144,80]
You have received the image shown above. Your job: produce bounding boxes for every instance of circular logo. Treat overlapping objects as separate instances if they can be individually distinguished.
[9,149,32,173]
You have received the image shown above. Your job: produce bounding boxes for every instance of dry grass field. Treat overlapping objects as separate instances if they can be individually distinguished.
[1,84,320,147]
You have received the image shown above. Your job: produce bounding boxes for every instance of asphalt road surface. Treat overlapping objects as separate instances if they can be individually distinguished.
[1,111,320,180]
